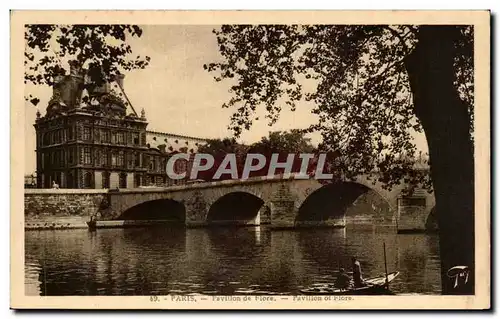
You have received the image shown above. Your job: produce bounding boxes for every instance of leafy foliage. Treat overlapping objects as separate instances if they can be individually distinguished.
[205,25,473,190]
[197,137,247,156]
[25,24,150,104]
[248,129,315,154]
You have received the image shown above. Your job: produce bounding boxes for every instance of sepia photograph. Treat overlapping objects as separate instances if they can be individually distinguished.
[10,10,490,310]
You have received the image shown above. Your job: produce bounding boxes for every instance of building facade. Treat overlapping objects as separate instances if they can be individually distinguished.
[34,64,206,189]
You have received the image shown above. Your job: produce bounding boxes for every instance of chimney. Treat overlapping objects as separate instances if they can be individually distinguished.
[69,60,84,78]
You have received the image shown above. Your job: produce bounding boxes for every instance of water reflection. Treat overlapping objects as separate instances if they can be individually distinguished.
[25,226,441,295]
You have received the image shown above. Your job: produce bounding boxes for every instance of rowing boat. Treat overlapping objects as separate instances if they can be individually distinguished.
[300,271,400,295]
[86,220,97,231]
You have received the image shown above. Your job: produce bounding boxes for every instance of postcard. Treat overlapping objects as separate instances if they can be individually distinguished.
[11,10,490,310]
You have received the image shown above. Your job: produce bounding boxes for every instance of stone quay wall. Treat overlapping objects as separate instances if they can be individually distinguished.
[24,189,107,230]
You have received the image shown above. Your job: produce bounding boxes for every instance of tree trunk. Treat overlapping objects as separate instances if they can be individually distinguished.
[404,26,475,295]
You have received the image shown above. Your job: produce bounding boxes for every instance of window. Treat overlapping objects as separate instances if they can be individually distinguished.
[103,152,109,166]
[155,176,163,185]
[101,130,110,143]
[102,172,110,189]
[112,132,117,144]
[68,148,73,164]
[149,157,156,171]
[68,126,74,140]
[59,150,65,167]
[67,172,74,188]
[135,153,141,167]
[43,133,50,146]
[95,149,101,166]
[84,147,92,164]
[117,151,125,167]
[119,173,127,188]
[127,152,134,168]
[133,133,140,145]
[83,127,91,141]
[83,171,93,188]
[117,132,125,144]
[134,174,142,187]
[111,153,117,167]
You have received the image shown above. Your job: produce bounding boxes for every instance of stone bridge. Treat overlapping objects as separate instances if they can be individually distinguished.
[24,174,436,231]
[93,173,436,231]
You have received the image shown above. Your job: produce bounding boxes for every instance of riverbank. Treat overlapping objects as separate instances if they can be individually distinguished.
[25,218,186,231]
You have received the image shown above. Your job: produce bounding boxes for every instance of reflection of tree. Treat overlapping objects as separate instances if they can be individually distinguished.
[296,228,350,272]
[185,227,270,294]
[206,227,264,259]
[396,234,441,293]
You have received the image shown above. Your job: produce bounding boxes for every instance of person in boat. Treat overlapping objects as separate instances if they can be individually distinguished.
[334,268,352,290]
[352,257,367,288]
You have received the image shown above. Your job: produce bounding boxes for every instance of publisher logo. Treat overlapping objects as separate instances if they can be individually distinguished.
[447,266,470,288]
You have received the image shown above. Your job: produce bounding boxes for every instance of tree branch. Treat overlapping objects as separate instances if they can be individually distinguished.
[384,25,413,55]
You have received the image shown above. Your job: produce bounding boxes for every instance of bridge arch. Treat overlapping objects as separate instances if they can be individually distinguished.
[207,191,265,226]
[117,198,186,223]
[295,181,394,227]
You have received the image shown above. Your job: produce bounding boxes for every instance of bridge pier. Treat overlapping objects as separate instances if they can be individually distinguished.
[259,205,271,225]
[269,200,297,229]
[183,191,210,228]
[268,183,298,229]
[396,193,435,233]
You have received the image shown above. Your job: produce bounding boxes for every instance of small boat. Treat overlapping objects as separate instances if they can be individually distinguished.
[86,220,97,231]
[300,271,400,295]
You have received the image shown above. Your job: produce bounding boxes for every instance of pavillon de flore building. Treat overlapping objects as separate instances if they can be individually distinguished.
[33,62,207,189]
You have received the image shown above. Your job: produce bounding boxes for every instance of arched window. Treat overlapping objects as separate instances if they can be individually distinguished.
[102,172,110,189]
[66,172,74,188]
[134,173,142,188]
[119,173,127,189]
[83,171,93,188]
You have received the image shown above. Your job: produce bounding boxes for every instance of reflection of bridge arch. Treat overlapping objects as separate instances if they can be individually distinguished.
[295,182,394,227]
[207,192,264,225]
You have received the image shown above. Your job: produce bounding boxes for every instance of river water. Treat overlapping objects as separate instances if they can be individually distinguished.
[25,226,442,296]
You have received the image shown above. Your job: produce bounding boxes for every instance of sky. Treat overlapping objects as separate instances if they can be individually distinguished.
[24,25,428,174]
